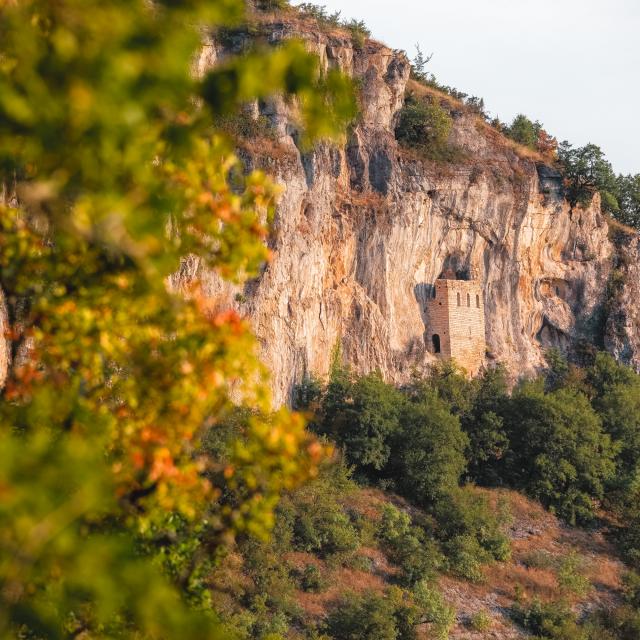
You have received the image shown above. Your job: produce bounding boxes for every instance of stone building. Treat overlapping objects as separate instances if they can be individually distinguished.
[426,279,486,375]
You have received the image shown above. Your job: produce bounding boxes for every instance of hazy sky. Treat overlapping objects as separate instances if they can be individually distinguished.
[299,0,640,174]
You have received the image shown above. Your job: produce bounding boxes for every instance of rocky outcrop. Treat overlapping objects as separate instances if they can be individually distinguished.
[177,19,638,406]
[604,232,640,371]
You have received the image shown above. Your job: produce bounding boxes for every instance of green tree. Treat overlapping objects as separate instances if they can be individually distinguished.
[410,44,433,83]
[461,365,510,484]
[0,0,354,635]
[616,173,640,229]
[557,142,619,212]
[395,93,453,160]
[318,368,404,475]
[503,383,615,524]
[586,354,640,502]
[505,114,542,149]
[396,390,468,504]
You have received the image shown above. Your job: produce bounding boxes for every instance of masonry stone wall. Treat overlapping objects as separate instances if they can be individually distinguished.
[426,279,486,375]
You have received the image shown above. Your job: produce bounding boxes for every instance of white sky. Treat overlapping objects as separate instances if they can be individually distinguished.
[298,0,640,174]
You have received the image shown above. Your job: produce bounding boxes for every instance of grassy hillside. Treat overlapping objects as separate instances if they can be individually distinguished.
[203,352,640,640]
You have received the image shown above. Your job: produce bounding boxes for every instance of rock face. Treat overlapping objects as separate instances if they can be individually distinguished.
[178,20,639,406]
[604,233,640,371]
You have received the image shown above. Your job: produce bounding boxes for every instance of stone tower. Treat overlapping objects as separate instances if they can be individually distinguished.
[426,279,486,375]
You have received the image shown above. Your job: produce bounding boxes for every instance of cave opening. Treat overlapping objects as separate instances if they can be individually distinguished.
[438,254,471,281]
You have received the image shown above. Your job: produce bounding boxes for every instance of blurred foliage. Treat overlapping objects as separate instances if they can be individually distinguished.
[0,0,355,636]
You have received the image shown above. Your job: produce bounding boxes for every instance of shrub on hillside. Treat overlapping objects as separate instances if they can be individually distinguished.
[218,110,276,142]
[323,591,402,640]
[469,609,492,632]
[300,564,328,593]
[434,488,511,582]
[255,0,289,10]
[558,552,591,597]
[395,93,454,161]
[511,598,584,640]
[376,504,444,586]
[296,4,370,48]
[283,468,361,560]
[586,605,640,640]
[324,585,454,640]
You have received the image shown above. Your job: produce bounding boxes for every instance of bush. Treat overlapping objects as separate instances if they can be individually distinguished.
[296,4,370,48]
[395,93,454,162]
[511,598,585,640]
[300,564,328,593]
[296,3,342,26]
[586,605,640,640]
[622,571,640,608]
[377,504,443,586]
[343,19,370,49]
[558,552,591,597]
[324,585,454,640]
[323,591,400,640]
[287,478,361,560]
[469,609,492,632]
[442,534,491,583]
[521,549,557,570]
[412,582,456,640]
[255,0,289,10]
[434,488,510,581]
[218,110,276,142]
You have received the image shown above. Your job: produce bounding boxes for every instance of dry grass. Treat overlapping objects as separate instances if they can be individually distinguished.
[439,488,626,638]
[475,117,551,164]
[287,549,393,619]
[209,487,627,639]
[607,214,639,240]
[406,79,554,166]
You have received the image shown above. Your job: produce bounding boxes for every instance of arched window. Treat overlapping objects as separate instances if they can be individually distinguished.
[432,334,441,354]
[476,294,480,308]
[457,293,461,306]
[467,293,471,307]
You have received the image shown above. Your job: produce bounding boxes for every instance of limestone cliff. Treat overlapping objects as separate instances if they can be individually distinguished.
[171,16,640,406]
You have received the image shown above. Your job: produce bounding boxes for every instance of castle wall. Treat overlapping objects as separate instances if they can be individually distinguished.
[427,280,452,358]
